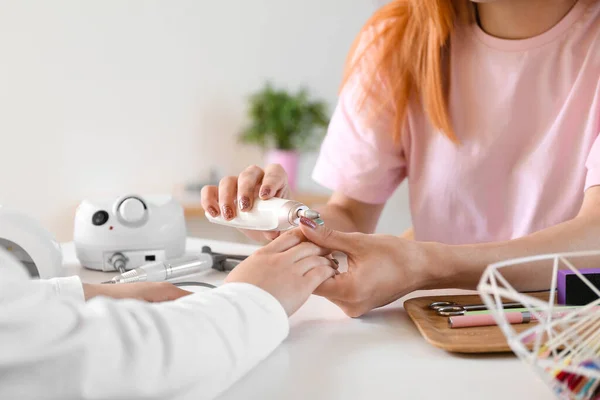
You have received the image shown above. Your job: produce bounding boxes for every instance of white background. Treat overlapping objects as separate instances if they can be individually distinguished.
[0,0,410,241]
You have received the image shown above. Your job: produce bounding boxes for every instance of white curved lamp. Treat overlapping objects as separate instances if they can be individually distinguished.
[0,206,63,279]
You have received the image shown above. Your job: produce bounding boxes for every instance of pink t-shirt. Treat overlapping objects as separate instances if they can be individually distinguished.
[313,0,600,244]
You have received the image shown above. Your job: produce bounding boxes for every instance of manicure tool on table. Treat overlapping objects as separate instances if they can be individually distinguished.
[448,307,600,329]
[449,311,539,329]
[466,305,582,315]
[449,306,600,328]
[103,246,247,284]
[428,300,525,316]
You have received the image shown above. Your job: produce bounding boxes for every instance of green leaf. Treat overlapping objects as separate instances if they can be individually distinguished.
[238,83,330,151]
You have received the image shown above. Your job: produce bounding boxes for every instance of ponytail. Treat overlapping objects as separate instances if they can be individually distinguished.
[342,0,473,142]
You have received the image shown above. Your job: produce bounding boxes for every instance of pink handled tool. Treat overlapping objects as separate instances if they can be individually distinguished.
[449,311,530,328]
[448,310,581,329]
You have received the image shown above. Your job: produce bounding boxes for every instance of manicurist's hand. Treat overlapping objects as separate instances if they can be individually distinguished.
[200,164,291,243]
[226,228,337,316]
[298,217,442,317]
[83,282,192,302]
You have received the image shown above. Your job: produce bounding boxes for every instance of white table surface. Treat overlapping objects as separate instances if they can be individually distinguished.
[62,238,553,400]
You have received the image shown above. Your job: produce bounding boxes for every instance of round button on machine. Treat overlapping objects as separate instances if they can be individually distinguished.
[118,197,147,224]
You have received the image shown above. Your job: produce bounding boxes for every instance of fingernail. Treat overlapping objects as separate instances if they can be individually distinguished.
[300,216,317,229]
[239,196,251,211]
[260,187,271,198]
[222,205,234,220]
[207,207,218,217]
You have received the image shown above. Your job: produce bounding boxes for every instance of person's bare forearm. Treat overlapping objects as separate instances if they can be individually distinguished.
[433,214,600,292]
[316,203,363,233]
[314,193,385,234]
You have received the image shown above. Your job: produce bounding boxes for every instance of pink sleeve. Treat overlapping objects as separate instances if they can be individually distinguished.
[312,79,406,204]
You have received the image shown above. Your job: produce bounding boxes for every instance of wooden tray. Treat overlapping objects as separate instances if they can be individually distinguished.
[404,293,549,354]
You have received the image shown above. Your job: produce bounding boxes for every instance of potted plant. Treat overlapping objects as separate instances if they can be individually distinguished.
[239,83,329,191]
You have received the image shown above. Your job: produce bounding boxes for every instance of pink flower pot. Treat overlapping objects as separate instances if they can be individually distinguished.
[265,149,299,192]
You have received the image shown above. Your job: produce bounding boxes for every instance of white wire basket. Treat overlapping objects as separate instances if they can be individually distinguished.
[478,251,600,400]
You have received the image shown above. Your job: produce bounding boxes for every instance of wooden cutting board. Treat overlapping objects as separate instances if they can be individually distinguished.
[404,293,550,354]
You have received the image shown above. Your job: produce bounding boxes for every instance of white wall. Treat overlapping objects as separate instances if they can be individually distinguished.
[0,0,410,241]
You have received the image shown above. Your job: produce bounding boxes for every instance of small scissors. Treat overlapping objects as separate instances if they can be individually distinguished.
[428,301,524,316]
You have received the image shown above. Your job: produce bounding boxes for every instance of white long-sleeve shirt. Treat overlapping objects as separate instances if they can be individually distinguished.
[0,249,289,400]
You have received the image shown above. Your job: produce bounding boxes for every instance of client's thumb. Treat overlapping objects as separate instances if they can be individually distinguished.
[299,217,354,253]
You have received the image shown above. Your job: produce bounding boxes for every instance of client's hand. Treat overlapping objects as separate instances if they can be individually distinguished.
[83,282,191,303]
[226,229,337,316]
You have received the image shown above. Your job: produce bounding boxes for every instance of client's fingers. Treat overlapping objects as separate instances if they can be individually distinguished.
[262,229,305,253]
[312,272,353,300]
[263,231,281,241]
[284,241,331,262]
[326,255,339,270]
[303,265,336,293]
[294,256,335,275]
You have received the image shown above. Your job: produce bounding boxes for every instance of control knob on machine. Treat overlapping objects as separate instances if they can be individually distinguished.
[117,197,147,224]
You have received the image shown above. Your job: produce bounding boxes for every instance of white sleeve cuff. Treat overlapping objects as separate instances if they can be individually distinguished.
[48,276,85,302]
[213,282,289,332]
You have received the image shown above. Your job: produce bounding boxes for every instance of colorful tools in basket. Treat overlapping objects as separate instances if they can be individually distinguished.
[549,359,600,399]
[530,330,600,399]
